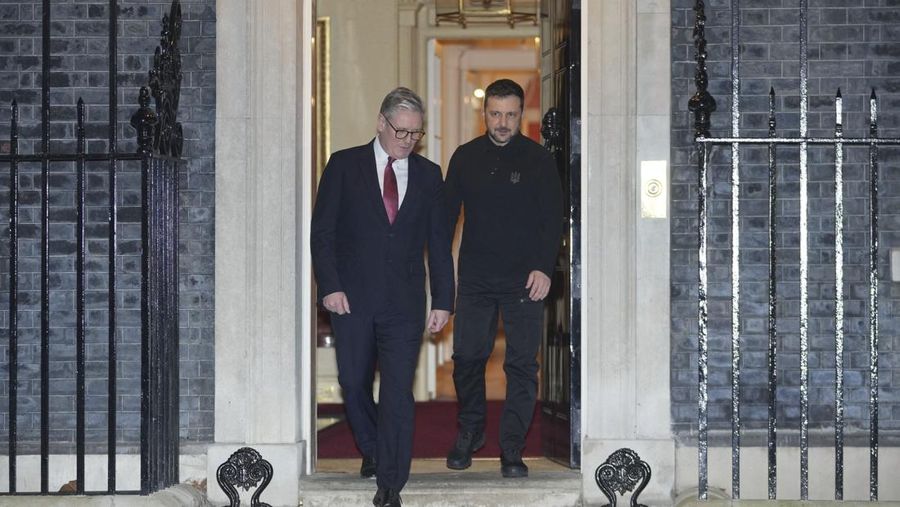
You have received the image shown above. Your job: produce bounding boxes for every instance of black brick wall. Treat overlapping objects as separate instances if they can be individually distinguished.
[0,0,214,453]
[672,0,900,437]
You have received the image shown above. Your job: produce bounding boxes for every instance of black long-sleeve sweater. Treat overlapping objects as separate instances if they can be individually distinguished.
[445,133,564,293]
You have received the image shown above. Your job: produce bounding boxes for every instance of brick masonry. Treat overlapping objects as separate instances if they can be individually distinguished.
[0,0,214,453]
[671,0,900,437]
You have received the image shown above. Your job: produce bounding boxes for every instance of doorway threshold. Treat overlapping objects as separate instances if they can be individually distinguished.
[302,459,582,506]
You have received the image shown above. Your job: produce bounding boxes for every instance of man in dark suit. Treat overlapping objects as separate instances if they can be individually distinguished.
[311,87,454,507]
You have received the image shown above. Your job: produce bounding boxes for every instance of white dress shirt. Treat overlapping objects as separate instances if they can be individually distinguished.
[374,137,409,207]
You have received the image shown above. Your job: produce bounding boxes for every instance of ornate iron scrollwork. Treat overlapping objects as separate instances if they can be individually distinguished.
[216,447,274,507]
[148,0,184,157]
[541,107,562,152]
[687,0,716,138]
[595,448,652,507]
[130,87,158,154]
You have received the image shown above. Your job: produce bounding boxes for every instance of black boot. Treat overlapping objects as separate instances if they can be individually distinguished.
[446,430,485,470]
[500,449,528,478]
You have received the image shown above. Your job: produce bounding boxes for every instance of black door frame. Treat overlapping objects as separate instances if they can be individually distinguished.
[538,0,581,470]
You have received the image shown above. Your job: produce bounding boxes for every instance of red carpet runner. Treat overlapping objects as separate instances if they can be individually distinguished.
[317,400,541,459]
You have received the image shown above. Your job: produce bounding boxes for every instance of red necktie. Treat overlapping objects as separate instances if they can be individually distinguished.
[383,157,399,224]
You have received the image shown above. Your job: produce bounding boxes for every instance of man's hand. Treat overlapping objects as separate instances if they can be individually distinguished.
[427,309,451,333]
[323,291,351,315]
[525,270,551,301]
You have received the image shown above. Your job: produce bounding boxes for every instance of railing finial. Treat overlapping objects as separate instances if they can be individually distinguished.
[148,0,184,157]
[131,87,157,154]
[688,0,717,138]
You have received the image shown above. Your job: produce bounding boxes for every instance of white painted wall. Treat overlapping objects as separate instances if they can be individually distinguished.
[580,0,675,504]
[317,0,400,152]
[211,0,307,503]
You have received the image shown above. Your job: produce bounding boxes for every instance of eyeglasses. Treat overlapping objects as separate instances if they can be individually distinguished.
[384,116,425,141]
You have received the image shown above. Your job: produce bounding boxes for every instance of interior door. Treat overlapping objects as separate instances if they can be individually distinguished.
[538,0,580,469]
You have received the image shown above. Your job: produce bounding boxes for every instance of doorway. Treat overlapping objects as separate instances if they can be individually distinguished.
[309,0,579,474]
[427,37,543,404]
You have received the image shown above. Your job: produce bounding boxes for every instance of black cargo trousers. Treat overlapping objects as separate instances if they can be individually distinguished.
[451,283,544,454]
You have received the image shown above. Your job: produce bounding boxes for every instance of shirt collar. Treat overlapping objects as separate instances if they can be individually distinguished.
[481,132,522,152]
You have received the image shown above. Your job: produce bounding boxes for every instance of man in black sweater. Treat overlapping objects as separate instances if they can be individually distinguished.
[444,79,563,478]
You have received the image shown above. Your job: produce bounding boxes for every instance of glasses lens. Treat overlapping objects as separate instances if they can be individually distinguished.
[386,117,424,141]
[393,129,424,141]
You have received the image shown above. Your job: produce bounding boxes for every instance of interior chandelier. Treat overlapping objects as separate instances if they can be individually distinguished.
[434,0,539,28]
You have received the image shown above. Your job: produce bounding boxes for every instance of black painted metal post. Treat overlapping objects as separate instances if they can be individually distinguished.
[133,87,157,495]
[867,89,879,502]
[766,87,777,500]
[798,0,810,499]
[108,0,120,493]
[138,154,181,493]
[834,89,845,501]
[145,3,184,489]
[149,154,158,492]
[169,156,180,487]
[76,99,87,494]
[696,141,709,502]
[154,158,163,490]
[688,0,716,500]
[40,0,51,493]
[728,1,742,497]
[7,100,18,494]
[134,33,182,487]
[140,122,151,498]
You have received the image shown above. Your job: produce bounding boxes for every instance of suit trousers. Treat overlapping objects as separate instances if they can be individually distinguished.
[451,286,543,454]
[331,304,424,491]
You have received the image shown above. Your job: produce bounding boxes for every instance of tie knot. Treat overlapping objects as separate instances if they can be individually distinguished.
[387,156,395,166]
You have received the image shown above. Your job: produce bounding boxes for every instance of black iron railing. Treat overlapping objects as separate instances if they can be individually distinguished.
[690,0,900,501]
[0,0,182,496]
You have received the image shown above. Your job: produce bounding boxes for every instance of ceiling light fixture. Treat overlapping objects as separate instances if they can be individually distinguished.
[434,0,538,29]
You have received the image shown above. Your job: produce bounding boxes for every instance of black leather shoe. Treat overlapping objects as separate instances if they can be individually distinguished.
[500,449,528,478]
[361,455,376,479]
[372,487,389,506]
[383,489,402,506]
[446,430,485,470]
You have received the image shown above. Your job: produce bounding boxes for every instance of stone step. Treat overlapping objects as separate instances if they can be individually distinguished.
[299,471,583,507]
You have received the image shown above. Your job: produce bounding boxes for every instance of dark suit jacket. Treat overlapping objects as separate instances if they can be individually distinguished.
[311,140,454,318]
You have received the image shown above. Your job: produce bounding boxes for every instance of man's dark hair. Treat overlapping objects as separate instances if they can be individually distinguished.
[483,79,524,110]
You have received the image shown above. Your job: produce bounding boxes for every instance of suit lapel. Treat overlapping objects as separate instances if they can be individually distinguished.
[359,141,391,228]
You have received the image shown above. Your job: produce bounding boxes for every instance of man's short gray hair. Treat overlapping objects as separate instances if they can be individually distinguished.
[379,87,425,120]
